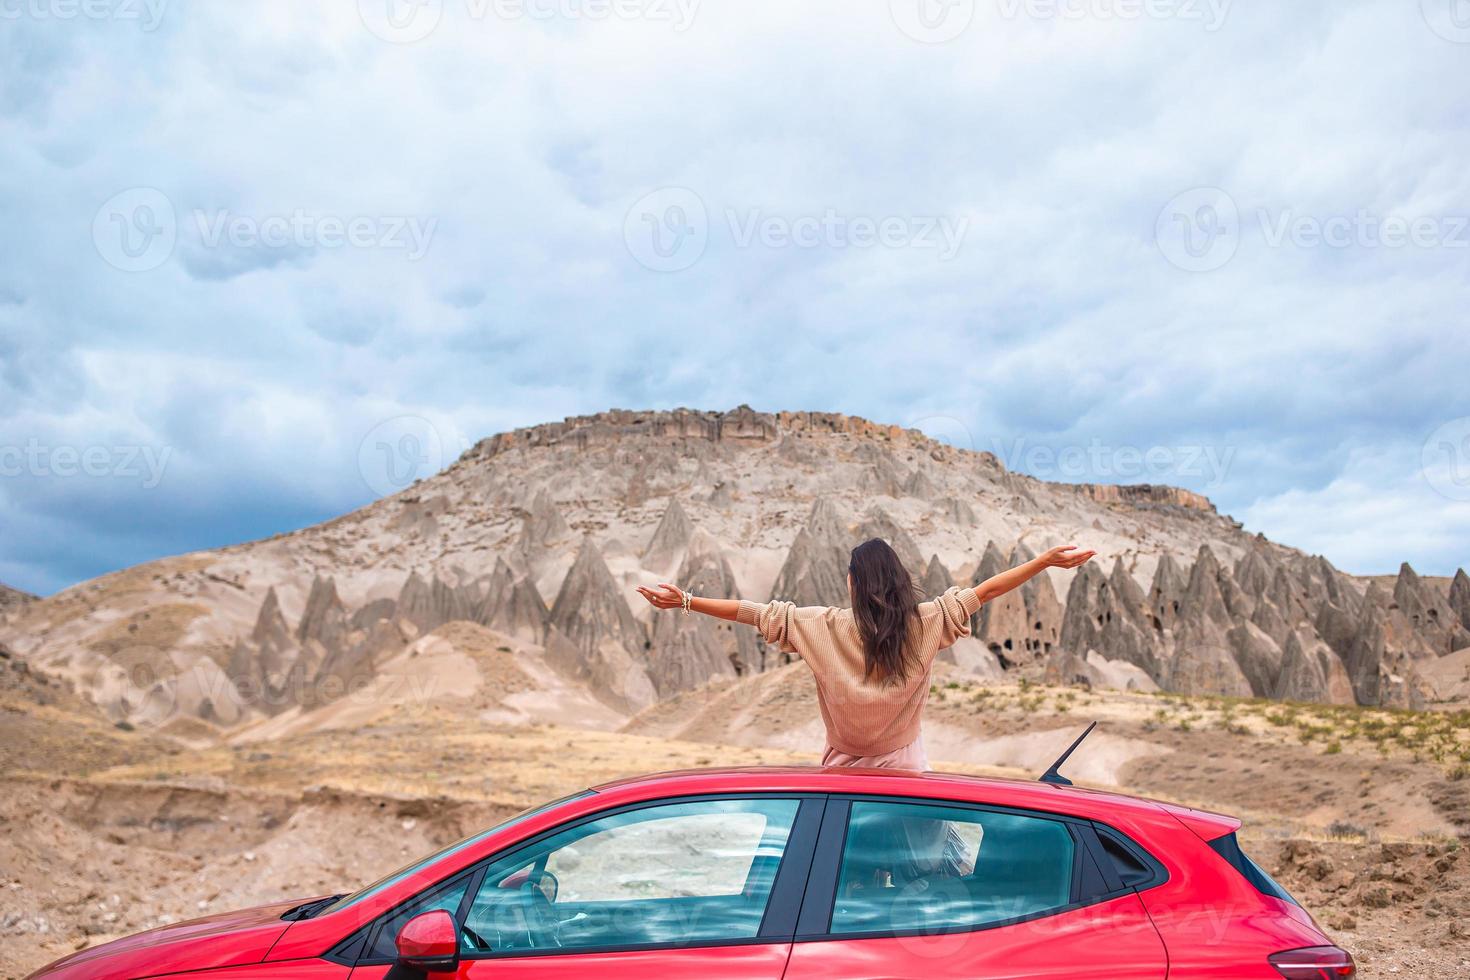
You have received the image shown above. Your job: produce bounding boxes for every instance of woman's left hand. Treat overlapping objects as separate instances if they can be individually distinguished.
[637,583,685,610]
[1040,545,1097,569]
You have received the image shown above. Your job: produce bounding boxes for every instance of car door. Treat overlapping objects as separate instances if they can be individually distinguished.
[781,797,1168,980]
[347,795,822,979]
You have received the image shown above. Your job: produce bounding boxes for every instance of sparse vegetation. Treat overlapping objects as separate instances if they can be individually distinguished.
[1325,821,1368,841]
[6,653,1470,977]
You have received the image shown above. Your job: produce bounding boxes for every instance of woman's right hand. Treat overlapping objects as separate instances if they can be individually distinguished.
[637,583,685,610]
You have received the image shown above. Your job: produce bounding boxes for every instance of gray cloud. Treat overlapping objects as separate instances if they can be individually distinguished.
[1,0,1467,594]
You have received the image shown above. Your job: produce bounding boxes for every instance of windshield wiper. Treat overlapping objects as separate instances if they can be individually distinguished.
[281,894,345,921]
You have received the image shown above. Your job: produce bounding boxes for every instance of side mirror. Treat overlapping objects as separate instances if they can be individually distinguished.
[395,909,460,974]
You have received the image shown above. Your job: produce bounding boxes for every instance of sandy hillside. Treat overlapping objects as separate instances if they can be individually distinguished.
[4,625,1469,978]
[4,408,1469,977]
[0,583,33,616]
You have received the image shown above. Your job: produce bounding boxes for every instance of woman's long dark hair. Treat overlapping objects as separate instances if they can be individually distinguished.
[848,538,921,685]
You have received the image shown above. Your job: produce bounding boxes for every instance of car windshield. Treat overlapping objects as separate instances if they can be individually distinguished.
[318,790,593,916]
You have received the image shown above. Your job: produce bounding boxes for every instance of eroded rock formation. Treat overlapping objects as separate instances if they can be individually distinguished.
[1394,563,1470,656]
[643,498,693,574]
[36,406,1466,733]
[1450,570,1470,640]
[546,538,654,712]
[647,532,765,696]
[770,500,852,607]
[518,489,571,555]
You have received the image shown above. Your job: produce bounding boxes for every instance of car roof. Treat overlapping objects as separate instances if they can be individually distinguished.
[589,765,1194,823]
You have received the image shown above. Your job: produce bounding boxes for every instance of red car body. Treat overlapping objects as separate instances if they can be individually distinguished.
[24,767,1352,980]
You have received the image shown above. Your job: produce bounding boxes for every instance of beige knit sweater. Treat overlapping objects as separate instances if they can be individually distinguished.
[736,586,983,757]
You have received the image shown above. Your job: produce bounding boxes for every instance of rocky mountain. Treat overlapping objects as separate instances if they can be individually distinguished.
[2,406,1467,737]
[1,582,35,615]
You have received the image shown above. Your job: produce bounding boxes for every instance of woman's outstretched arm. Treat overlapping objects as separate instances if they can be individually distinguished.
[636,583,740,621]
[639,585,807,655]
[974,545,1096,604]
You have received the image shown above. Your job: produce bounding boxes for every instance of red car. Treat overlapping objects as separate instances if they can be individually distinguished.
[25,766,1353,980]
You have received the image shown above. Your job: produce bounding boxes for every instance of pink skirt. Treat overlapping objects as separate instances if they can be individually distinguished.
[822,734,970,878]
[821,734,929,772]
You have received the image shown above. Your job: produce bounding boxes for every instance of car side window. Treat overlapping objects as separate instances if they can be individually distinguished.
[830,801,1076,936]
[365,873,472,959]
[460,797,800,955]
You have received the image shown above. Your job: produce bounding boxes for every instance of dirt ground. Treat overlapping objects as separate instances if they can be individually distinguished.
[3,648,1469,978]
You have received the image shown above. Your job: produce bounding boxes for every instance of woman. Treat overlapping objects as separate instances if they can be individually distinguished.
[638,538,1095,772]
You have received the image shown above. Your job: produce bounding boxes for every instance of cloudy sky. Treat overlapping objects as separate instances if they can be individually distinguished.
[1,0,1467,595]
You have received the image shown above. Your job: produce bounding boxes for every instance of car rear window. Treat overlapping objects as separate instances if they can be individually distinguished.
[1208,832,1298,905]
[829,800,1079,936]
